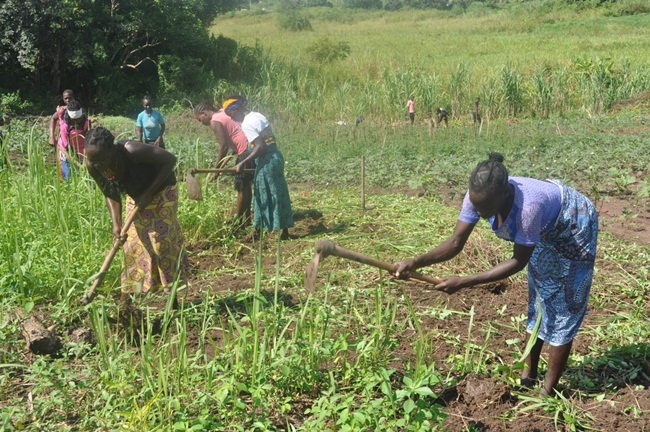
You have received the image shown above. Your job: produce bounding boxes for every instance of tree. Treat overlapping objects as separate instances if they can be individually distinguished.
[0,0,252,112]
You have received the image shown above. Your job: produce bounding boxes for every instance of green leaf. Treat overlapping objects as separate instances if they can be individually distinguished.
[414,386,435,397]
[403,399,416,414]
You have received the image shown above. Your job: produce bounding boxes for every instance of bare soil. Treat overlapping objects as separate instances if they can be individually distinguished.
[176,191,650,431]
[6,177,650,431]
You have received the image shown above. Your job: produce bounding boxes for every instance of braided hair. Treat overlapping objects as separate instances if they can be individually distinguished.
[85,127,115,153]
[469,152,509,196]
[193,102,216,117]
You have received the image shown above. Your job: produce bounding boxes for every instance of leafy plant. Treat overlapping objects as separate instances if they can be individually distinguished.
[307,38,351,64]
[277,10,314,31]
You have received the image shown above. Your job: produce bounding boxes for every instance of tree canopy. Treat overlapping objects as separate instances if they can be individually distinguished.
[0,0,251,112]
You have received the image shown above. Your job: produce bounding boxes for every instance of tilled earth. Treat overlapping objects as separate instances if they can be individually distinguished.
[5,186,649,431]
[182,197,650,431]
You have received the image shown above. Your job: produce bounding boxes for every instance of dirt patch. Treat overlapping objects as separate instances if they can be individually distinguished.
[597,195,650,244]
[610,90,650,112]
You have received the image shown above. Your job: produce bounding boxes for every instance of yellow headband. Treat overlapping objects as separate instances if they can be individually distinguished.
[223,98,248,113]
[222,98,239,111]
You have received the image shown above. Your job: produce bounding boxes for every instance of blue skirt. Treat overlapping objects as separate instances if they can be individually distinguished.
[526,180,598,346]
[253,144,294,232]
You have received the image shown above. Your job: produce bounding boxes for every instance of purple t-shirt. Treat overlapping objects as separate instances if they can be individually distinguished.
[458,177,562,246]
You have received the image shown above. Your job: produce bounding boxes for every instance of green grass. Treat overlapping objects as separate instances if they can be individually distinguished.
[214,8,650,72]
[1,6,650,429]
[1,106,649,430]
[209,6,650,122]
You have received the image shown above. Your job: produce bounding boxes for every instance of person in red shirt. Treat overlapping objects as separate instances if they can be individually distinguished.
[407,96,416,125]
[194,102,254,228]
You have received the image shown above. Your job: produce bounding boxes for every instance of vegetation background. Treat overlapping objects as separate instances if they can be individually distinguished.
[1,0,650,430]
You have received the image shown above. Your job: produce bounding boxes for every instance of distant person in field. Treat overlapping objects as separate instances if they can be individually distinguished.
[84,127,188,296]
[395,153,598,397]
[436,107,449,128]
[0,108,8,167]
[407,96,416,125]
[194,102,253,228]
[49,89,75,180]
[473,97,481,125]
[57,100,92,180]
[223,95,294,240]
[136,96,166,148]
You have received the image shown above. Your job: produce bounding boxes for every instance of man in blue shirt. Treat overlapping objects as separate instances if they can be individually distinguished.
[136,96,166,148]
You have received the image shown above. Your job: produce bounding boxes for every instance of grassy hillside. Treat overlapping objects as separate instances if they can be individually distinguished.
[213,7,650,74]
[208,6,650,123]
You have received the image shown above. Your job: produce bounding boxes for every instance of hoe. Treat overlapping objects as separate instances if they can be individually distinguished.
[186,167,256,201]
[305,239,444,292]
[81,205,141,305]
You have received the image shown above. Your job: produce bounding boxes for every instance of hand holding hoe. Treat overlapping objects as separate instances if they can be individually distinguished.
[305,240,443,291]
[81,205,141,305]
[186,167,256,201]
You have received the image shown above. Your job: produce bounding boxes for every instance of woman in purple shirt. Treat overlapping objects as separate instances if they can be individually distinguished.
[395,153,598,396]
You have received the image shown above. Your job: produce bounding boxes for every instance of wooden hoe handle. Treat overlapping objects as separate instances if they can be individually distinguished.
[82,206,141,305]
[315,240,444,286]
[189,168,255,175]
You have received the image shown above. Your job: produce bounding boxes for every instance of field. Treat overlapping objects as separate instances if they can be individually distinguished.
[2,5,650,432]
[209,5,650,124]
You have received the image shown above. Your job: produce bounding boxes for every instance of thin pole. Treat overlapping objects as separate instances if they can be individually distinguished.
[361,156,365,210]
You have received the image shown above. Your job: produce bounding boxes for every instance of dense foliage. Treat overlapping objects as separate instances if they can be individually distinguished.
[0,0,259,112]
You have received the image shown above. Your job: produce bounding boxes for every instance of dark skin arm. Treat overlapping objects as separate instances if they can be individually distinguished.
[154,123,165,146]
[106,197,123,240]
[209,121,233,182]
[49,111,59,146]
[395,220,535,293]
[438,243,534,293]
[136,126,143,142]
[234,135,266,173]
[86,166,123,240]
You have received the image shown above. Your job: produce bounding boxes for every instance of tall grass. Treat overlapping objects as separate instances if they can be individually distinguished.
[211,9,650,123]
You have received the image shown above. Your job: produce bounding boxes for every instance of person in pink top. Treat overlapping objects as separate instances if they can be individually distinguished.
[194,102,254,228]
[49,89,75,180]
[58,99,91,180]
[407,96,416,125]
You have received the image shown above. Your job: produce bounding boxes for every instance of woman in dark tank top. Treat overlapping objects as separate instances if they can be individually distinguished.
[85,127,188,297]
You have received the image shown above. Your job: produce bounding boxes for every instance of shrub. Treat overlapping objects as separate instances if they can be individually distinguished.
[384,0,404,10]
[0,91,32,114]
[306,38,351,64]
[277,10,313,31]
[343,0,382,9]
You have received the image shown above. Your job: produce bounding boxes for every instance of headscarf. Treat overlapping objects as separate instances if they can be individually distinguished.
[222,98,247,114]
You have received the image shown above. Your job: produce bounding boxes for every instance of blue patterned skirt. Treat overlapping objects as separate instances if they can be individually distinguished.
[526,180,598,346]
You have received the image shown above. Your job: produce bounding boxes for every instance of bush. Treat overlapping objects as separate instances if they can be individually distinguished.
[0,91,33,115]
[604,0,650,16]
[277,10,314,31]
[306,38,351,64]
[343,0,382,9]
[384,0,404,10]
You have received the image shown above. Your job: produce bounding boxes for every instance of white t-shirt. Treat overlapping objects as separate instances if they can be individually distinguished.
[241,111,270,143]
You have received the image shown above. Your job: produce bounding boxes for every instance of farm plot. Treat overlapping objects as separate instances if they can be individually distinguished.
[1,115,649,431]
